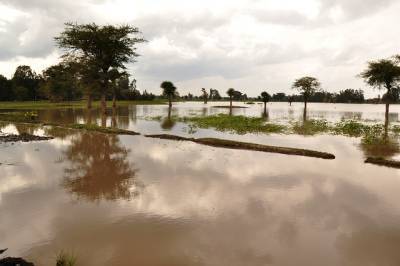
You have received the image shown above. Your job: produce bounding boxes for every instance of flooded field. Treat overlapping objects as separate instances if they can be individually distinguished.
[2,102,400,266]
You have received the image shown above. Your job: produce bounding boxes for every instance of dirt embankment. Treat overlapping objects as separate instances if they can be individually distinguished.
[145,134,335,160]
[0,133,54,143]
[365,157,400,169]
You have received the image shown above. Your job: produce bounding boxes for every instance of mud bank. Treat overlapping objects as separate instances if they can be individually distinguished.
[145,134,335,159]
[0,133,53,143]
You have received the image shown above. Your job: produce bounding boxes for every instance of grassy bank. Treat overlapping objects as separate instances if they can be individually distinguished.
[0,100,166,110]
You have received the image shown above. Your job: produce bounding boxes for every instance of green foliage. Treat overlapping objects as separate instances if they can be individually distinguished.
[292,76,321,100]
[181,114,287,134]
[260,91,271,103]
[291,119,330,135]
[360,58,400,91]
[333,120,367,137]
[160,81,177,98]
[56,251,77,266]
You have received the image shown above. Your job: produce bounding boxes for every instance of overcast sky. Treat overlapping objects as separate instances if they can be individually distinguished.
[0,0,399,97]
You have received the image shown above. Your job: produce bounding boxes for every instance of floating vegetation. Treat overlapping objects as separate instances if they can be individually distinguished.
[291,119,330,135]
[333,120,367,137]
[49,123,140,135]
[180,114,287,135]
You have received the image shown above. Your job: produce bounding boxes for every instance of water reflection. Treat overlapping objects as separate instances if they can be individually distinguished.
[62,132,140,201]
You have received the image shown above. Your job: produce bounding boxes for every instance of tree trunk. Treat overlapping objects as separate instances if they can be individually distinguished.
[87,94,93,109]
[101,93,107,115]
[303,100,308,121]
[112,94,117,108]
[169,96,172,108]
[264,102,267,114]
[385,102,390,136]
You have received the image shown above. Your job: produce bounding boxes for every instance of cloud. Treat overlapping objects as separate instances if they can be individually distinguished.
[0,0,400,96]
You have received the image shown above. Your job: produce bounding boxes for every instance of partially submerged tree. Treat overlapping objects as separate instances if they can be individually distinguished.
[292,76,320,120]
[201,88,208,104]
[161,81,177,108]
[360,58,400,133]
[260,91,271,116]
[55,23,146,114]
[227,88,235,109]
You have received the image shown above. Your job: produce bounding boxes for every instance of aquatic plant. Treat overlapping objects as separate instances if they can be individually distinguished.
[181,114,287,135]
[291,119,330,135]
[56,251,77,266]
[333,120,367,137]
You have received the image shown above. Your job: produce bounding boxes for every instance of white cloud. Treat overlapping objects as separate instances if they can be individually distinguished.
[0,0,399,97]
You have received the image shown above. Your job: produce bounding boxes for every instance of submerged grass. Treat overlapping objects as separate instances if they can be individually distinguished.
[56,251,77,266]
[46,123,140,135]
[291,119,330,135]
[181,114,287,134]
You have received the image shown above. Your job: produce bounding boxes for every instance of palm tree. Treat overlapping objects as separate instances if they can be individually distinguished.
[260,91,271,116]
[227,88,235,108]
[360,58,400,134]
[161,81,177,108]
[201,88,208,104]
[292,76,320,120]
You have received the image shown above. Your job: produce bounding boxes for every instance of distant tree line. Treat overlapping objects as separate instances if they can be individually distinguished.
[0,64,156,102]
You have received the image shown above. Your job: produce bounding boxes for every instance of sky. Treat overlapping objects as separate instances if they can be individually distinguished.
[0,0,399,97]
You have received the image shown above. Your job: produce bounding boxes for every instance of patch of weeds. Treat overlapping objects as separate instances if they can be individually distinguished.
[0,111,40,123]
[333,120,367,137]
[180,114,286,135]
[291,119,330,135]
[56,251,77,266]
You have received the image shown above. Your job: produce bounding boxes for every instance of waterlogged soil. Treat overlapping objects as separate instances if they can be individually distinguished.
[2,102,400,266]
[0,133,53,143]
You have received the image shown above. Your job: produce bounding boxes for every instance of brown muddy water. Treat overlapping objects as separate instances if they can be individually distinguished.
[1,102,400,266]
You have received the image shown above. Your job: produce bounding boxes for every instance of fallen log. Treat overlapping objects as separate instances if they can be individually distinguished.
[145,134,335,160]
[365,157,400,169]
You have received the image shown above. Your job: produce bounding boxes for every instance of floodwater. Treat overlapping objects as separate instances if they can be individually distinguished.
[1,102,400,266]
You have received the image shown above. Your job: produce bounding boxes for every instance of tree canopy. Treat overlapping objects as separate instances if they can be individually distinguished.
[292,76,321,101]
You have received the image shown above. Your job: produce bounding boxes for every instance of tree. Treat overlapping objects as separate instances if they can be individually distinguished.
[360,58,400,132]
[201,88,208,104]
[227,88,235,109]
[12,65,40,101]
[292,76,320,120]
[55,23,146,114]
[260,91,271,116]
[41,62,82,102]
[161,81,177,108]
[0,75,13,101]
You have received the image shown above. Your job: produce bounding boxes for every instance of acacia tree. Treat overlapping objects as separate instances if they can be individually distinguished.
[55,23,146,114]
[292,76,320,120]
[260,91,271,116]
[161,81,177,108]
[360,58,400,132]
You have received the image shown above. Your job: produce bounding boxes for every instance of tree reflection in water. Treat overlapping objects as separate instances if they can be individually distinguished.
[62,132,141,201]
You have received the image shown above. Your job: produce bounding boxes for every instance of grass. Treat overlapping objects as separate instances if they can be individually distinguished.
[0,111,40,123]
[46,123,140,135]
[291,119,330,135]
[0,100,166,110]
[180,114,287,134]
[56,251,77,266]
